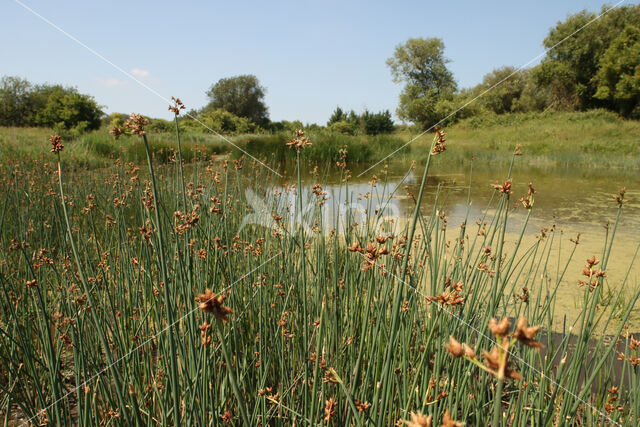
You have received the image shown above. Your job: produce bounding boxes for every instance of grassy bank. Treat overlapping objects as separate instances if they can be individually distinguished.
[1,110,639,170]
[446,110,640,167]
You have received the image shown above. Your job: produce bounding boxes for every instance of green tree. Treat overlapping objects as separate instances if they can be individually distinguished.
[386,38,457,128]
[360,110,395,135]
[184,108,257,135]
[34,85,103,130]
[535,5,640,110]
[511,67,551,113]
[477,67,528,114]
[205,75,269,126]
[327,106,347,126]
[594,25,640,117]
[0,76,33,126]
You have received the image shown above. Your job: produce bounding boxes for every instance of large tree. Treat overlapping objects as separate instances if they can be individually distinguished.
[476,67,528,114]
[593,25,640,117]
[34,85,103,130]
[386,38,456,128]
[205,75,269,126]
[0,76,102,130]
[0,76,34,126]
[535,5,640,111]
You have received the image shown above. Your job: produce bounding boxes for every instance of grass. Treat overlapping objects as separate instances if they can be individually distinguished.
[437,110,640,167]
[0,117,639,425]
[2,110,639,171]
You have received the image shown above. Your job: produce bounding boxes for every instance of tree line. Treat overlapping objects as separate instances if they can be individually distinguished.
[390,4,640,128]
[1,4,638,135]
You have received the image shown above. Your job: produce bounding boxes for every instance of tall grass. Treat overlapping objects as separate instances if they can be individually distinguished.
[0,119,639,425]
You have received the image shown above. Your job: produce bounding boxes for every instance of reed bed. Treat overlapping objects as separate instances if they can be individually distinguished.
[0,111,639,426]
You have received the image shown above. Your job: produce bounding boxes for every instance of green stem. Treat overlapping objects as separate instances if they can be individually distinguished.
[141,134,181,426]
[216,321,250,425]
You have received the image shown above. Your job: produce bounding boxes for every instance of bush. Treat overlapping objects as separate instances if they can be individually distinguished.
[329,120,356,135]
[361,110,395,135]
[146,118,175,134]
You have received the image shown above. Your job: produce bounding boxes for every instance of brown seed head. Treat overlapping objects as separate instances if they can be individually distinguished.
[431,126,447,155]
[323,397,337,423]
[403,411,432,427]
[445,336,464,358]
[109,126,125,140]
[492,179,512,195]
[168,96,186,115]
[50,134,64,154]
[441,409,464,427]
[488,317,511,338]
[355,399,371,413]
[197,288,233,322]
[124,113,149,136]
[513,317,542,348]
[462,343,477,359]
[482,344,522,380]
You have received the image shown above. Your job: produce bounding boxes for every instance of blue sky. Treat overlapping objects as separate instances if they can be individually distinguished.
[2,0,636,124]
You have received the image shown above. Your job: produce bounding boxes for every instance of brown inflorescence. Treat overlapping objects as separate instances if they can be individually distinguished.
[613,187,626,207]
[323,397,337,423]
[168,96,186,115]
[109,126,125,140]
[431,126,446,155]
[513,317,542,348]
[482,341,522,380]
[124,113,149,136]
[197,289,233,322]
[488,317,511,338]
[286,129,312,151]
[441,409,464,427]
[50,134,64,154]
[492,179,512,195]
[403,411,432,427]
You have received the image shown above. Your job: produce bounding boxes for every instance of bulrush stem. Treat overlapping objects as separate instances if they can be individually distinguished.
[296,149,309,414]
[492,376,504,427]
[215,321,250,425]
[142,134,181,426]
[173,113,188,212]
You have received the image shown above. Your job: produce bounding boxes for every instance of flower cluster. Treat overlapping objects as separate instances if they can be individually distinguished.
[286,129,312,151]
[426,280,465,307]
[124,113,149,136]
[446,317,542,381]
[403,409,463,427]
[168,96,186,115]
[492,179,512,195]
[578,256,605,290]
[431,126,446,155]
[613,187,626,207]
[519,182,535,209]
[50,134,64,154]
[197,289,233,322]
[109,126,125,140]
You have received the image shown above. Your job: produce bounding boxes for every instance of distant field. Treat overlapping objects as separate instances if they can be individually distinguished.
[1,110,638,169]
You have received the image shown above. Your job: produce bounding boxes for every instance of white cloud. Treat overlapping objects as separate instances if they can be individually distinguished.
[131,68,150,78]
[96,77,126,87]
